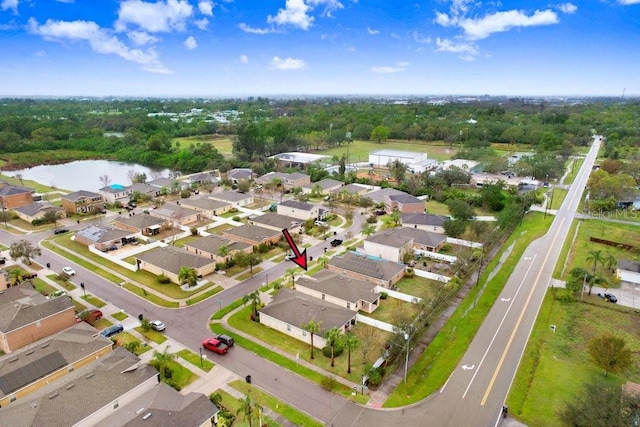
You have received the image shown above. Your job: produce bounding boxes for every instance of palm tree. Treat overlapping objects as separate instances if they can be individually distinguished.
[604,252,617,272]
[324,327,342,367]
[8,269,24,287]
[361,223,376,237]
[217,244,230,263]
[150,346,175,382]
[301,319,322,359]
[286,267,298,290]
[586,249,605,275]
[236,393,262,427]
[311,183,323,197]
[318,255,329,269]
[209,392,223,408]
[343,332,358,374]
[178,266,198,287]
[242,291,260,319]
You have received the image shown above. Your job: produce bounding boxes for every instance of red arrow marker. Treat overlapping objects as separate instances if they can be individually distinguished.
[282,228,307,270]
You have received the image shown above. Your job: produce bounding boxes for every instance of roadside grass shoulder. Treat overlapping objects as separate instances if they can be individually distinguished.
[384,212,552,407]
[135,326,168,344]
[186,286,224,306]
[122,283,179,308]
[177,349,215,372]
[81,294,106,308]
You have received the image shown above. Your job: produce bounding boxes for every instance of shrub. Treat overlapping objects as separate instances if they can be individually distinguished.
[57,272,70,282]
[366,216,378,224]
[180,190,191,199]
[379,291,388,300]
[229,207,239,213]
[258,242,270,253]
[320,375,338,391]
[405,268,415,278]
[322,341,344,358]
[157,274,171,284]
[190,227,198,236]
[232,216,240,222]
[32,218,44,226]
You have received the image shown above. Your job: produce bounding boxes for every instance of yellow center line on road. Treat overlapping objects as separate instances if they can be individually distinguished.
[480,217,566,406]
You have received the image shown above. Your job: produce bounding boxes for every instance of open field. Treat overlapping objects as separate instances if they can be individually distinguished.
[173,135,233,157]
[507,292,640,426]
[312,140,456,162]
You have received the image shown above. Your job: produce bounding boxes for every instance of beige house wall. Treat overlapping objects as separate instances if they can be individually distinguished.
[1,308,76,353]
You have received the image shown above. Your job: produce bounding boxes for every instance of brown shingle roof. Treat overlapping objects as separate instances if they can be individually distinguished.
[296,271,379,304]
[135,246,214,274]
[328,252,405,281]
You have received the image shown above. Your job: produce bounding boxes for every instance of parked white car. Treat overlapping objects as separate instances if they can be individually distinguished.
[62,267,76,276]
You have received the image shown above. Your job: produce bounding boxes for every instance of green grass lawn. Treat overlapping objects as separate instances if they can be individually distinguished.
[8,218,56,231]
[315,139,454,162]
[112,311,129,321]
[563,158,584,185]
[46,274,78,291]
[384,211,553,407]
[210,321,369,404]
[553,219,579,280]
[173,135,233,156]
[81,294,107,308]
[236,267,263,281]
[31,278,58,296]
[92,318,114,330]
[395,275,442,301]
[507,291,640,426]
[135,326,168,344]
[208,223,234,233]
[561,219,640,282]
[71,299,87,313]
[0,172,70,193]
[173,234,201,247]
[213,389,281,427]
[186,285,224,306]
[363,297,419,325]
[43,241,122,285]
[230,380,324,427]
[177,349,215,372]
[549,187,568,210]
[113,332,151,355]
[123,283,179,308]
[164,359,197,389]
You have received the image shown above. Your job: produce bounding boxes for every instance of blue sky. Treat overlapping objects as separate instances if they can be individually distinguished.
[1,0,639,97]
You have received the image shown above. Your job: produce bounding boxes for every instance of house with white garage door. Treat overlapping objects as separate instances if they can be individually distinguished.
[617,259,640,285]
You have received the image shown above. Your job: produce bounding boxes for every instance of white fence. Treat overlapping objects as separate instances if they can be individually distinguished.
[413,268,450,283]
[375,286,422,303]
[446,237,483,249]
[356,314,395,332]
[415,249,457,263]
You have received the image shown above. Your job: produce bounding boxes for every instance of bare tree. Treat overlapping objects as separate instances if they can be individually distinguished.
[15,173,24,185]
[127,169,136,184]
[99,174,112,188]
[150,170,163,180]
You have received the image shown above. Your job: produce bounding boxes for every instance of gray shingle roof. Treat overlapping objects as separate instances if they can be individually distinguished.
[152,203,199,220]
[227,168,253,180]
[260,289,356,336]
[113,213,167,230]
[302,178,343,191]
[136,246,215,274]
[279,199,315,211]
[76,224,134,244]
[0,287,74,333]
[0,323,112,398]
[366,227,446,249]
[334,183,368,194]
[296,271,379,304]
[13,202,63,218]
[185,235,251,254]
[401,212,448,227]
[61,190,102,202]
[387,193,423,205]
[0,347,159,427]
[364,188,405,203]
[0,185,34,196]
[619,259,640,273]
[328,252,405,281]
[250,213,301,230]
[180,197,230,211]
[210,190,252,202]
[223,224,280,243]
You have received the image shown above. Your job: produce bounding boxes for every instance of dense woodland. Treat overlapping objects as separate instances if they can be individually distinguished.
[0,97,638,211]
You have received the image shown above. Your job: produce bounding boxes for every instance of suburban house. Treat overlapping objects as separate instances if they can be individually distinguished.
[365,188,406,204]
[0,347,216,427]
[332,183,369,198]
[180,197,231,218]
[328,252,406,288]
[112,213,170,236]
[147,177,187,192]
[13,202,64,224]
[259,289,357,349]
[257,171,311,189]
[209,190,254,207]
[60,190,104,215]
[227,168,253,184]
[0,286,76,353]
[183,235,252,264]
[150,203,201,225]
[277,200,320,221]
[401,212,448,234]
[295,270,381,314]
[127,182,160,198]
[75,224,138,252]
[0,183,34,210]
[183,171,219,186]
[248,213,302,233]
[617,260,640,285]
[0,323,113,408]
[364,227,447,263]
[385,193,425,214]
[222,224,281,246]
[0,271,8,290]
[135,246,217,283]
[302,178,344,195]
[97,184,132,204]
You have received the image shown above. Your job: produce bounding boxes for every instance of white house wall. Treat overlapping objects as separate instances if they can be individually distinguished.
[259,313,327,348]
[618,269,640,285]
[363,240,401,263]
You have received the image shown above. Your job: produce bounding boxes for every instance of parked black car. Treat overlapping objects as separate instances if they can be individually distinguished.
[100,324,124,338]
[598,292,618,303]
[54,228,69,235]
[215,334,235,347]
[330,239,343,247]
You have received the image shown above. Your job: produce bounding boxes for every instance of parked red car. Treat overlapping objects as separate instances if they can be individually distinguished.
[202,338,229,355]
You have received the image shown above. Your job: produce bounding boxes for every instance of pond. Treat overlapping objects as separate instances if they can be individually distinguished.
[2,160,170,192]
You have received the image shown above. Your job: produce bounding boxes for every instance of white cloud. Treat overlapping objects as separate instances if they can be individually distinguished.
[390,32,400,39]
[370,61,409,73]
[270,56,306,70]
[56,0,75,3]
[459,9,559,40]
[367,27,379,35]
[618,0,640,4]
[239,54,248,64]
[115,0,194,33]
[184,35,197,49]
[558,3,577,14]
[435,37,478,57]
[198,0,213,16]
[238,23,275,34]
[413,31,431,44]
[267,0,314,30]
[1,0,18,13]
[309,0,344,18]
[127,30,158,45]
[34,50,46,57]
[28,18,172,74]
[194,18,209,30]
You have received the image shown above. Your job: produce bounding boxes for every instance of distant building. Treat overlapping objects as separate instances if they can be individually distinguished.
[385,193,424,214]
[183,235,252,264]
[13,202,64,223]
[209,191,254,207]
[364,227,447,263]
[296,270,381,314]
[248,213,302,233]
[98,184,131,204]
[135,246,216,284]
[365,188,406,204]
[150,203,201,225]
[112,213,170,236]
[368,149,437,173]
[257,172,311,189]
[227,168,253,184]
[269,152,330,170]
[401,212,448,234]
[180,198,231,218]
[301,178,344,195]
[0,183,35,210]
[75,224,137,252]
[276,200,320,221]
[327,252,405,288]
[222,224,282,246]
[60,190,103,214]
